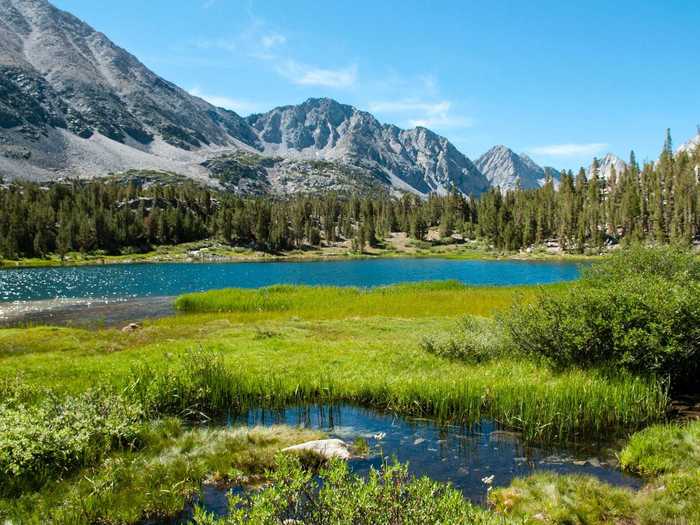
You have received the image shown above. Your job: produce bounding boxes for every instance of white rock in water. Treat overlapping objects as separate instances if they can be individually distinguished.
[282,439,351,460]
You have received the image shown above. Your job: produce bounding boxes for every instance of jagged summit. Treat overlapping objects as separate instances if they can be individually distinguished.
[475,145,557,191]
[589,153,626,180]
[247,98,489,196]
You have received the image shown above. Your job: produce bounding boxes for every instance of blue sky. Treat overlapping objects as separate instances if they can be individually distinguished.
[54,0,700,170]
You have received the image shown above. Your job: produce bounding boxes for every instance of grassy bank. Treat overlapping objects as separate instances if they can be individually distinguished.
[490,420,700,524]
[1,419,325,523]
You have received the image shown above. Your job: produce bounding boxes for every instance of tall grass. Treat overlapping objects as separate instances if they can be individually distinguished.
[174,281,551,319]
[127,350,667,443]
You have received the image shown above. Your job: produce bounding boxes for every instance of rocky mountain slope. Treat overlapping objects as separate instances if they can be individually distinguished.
[246,98,489,196]
[474,145,559,191]
[0,0,263,181]
[589,153,626,180]
[0,0,490,197]
[677,128,700,155]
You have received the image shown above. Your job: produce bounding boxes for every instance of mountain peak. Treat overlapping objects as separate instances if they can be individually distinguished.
[475,145,555,191]
[589,153,626,179]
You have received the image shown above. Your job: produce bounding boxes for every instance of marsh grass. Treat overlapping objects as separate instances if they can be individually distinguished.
[0,420,324,524]
[127,349,667,442]
[619,419,700,476]
[491,407,700,524]
[174,281,551,318]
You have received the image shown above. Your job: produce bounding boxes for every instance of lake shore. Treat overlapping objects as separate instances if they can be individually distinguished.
[0,234,602,269]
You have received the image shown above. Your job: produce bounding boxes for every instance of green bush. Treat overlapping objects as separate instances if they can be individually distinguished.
[0,391,142,495]
[421,316,510,363]
[582,244,700,285]
[504,247,700,387]
[194,454,509,524]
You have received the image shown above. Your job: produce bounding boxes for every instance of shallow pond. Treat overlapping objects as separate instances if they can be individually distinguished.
[171,404,640,521]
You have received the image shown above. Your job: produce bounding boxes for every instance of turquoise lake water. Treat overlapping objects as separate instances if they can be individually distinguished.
[0,258,581,302]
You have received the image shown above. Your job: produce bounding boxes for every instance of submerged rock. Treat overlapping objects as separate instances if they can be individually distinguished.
[282,439,351,460]
[488,430,522,443]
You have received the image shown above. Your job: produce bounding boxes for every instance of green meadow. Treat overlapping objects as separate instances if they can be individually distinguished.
[1,253,698,524]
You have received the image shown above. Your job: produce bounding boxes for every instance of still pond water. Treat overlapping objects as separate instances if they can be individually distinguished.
[0,258,581,302]
[170,404,640,522]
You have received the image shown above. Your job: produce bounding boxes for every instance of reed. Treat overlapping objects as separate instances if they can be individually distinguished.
[174,281,554,319]
[127,349,667,443]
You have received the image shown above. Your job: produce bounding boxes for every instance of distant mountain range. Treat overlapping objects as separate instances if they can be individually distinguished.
[0,0,696,197]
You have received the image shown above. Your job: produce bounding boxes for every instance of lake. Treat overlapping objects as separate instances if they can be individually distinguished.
[0,258,581,303]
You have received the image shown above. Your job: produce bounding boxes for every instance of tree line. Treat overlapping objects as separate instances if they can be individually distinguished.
[0,131,698,259]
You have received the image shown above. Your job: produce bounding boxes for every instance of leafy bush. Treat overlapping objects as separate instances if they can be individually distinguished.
[421,316,510,363]
[504,247,700,387]
[581,244,700,285]
[194,455,507,525]
[0,391,142,495]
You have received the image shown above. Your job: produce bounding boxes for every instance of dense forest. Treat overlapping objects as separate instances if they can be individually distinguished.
[1,131,699,259]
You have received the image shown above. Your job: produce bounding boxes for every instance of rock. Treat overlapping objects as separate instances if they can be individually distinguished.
[488,430,523,443]
[586,458,602,468]
[121,322,141,333]
[282,439,351,460]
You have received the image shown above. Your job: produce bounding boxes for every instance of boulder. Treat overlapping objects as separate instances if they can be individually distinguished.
[282,439,351,460]
[121,322,141,333]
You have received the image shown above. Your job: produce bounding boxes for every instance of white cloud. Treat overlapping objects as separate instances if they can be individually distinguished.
[260,33,286,49]
[276,60,357,88]
[188,87,263,115]
[369,99,473,130]
[528,143,608,157]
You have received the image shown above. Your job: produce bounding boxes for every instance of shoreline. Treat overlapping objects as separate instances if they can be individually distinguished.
[0,240,602,270]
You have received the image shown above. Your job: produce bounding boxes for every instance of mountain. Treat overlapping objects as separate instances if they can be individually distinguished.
[247,98,489,196]
[0,0,264,181]
[677,128,700,155]
[474,145,559,191]
[0,0,489,197]
[589,153,626,180]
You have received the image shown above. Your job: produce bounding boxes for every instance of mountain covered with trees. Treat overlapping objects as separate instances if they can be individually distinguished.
[1,130,699,260]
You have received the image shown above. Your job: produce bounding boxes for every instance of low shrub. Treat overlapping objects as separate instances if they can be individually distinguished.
[505,273,700,387]
[0,390,143,495]
[421,316,511,363]
[582,244,700,285]
[194,455,508,524]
